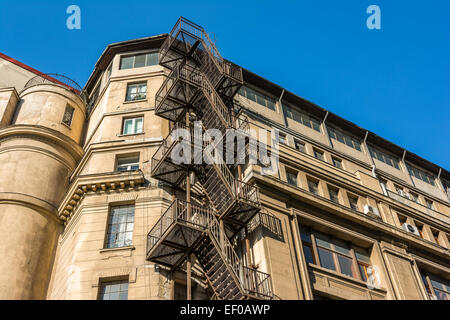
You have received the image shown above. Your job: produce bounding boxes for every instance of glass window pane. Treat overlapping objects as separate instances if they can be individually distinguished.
[123,119,133,134]
[318,247,336,271]
[266,99,276,111]
[120,56,134,69]
[299,226,312,243]
[135,118,143,133]
[315,233,332,249]
[333,239,351,255]
[337,254,355,278]
[354,247,371,264]
[134,54,146,68]
[359,264,368,282]
[246,89,256,102]
[146,52,158,66]
[303,244,315,264]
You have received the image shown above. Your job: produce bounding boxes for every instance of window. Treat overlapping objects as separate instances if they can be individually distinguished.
[409,192,419,203]
[126,82,147,101]
[369,146,400,170]
[62,105,75,127]
[294,139,306,153]
[283,104,321,132]
[421,272,450,300]
[238,86,276,111]
[286,170,298,187]
[120,51,158,70]
[105,204,135,249]
[116,155,139,172]
[299,226,316,265]
[415,222,424,239]
[407,164,436,186]
[122,117,143,135]
[431,229,440,245]
[395,186,405,197]
[332,157,342,169]
[308,179,319,195]
[106,62,113,79]
[314,149,324,161]
[98,279,128,300]
[348,195,359,211]
[328,187,340,204]
[299,226,371,281]
[87,85,100,114]
[425,199,434,210]
[327,127,362,151]
[279,133,287,145]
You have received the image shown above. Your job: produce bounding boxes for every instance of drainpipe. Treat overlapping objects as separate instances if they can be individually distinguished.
[402,150,416,188]
[278,89,287,127]
[362,131,377,178]
[322,111,333,148]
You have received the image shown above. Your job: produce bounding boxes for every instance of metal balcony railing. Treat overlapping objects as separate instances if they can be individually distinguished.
[23,73,82,95]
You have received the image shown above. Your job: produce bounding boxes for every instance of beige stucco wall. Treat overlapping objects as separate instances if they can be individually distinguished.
[0,82,85,299]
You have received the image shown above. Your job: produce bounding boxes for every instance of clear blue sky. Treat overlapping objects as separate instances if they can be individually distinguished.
[1,0,449,169]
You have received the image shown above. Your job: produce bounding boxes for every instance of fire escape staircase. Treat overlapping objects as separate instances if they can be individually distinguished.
[147,17,273,300]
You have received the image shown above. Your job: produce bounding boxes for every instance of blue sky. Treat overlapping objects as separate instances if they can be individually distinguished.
[1,0,449,169]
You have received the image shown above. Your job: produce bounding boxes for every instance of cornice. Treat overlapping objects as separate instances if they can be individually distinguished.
[0,125,84,160]
[58,170,145,225]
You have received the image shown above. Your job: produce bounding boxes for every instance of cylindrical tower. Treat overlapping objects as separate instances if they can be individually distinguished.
[0,76,85,299]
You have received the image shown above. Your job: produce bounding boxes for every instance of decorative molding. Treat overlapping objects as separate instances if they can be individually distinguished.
[58,170,145,225]
[91,267,137,287]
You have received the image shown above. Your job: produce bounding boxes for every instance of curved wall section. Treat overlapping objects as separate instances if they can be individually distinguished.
[0,82,85,299]
[15,84,85,144]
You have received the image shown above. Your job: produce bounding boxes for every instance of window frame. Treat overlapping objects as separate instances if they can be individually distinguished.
[125,82,147,102]
[61,104,75,127]
[116,154,140,172]
[283,103,321,132]
[294,139,306,153]
[327,127,362,152]
[299,225,371,282]
[286,169,298,187]
[98,278,129,300]
[104,204,135,249]
[122,116,144,135]
[119,51,159,70]
[313,149,325,161]
[238,86,277,111]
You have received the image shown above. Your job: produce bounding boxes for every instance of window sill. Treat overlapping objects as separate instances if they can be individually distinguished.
[61,122,72,130]
[118,132,145,137]
[123,99,147,104]
[100,246,135,259]
[308,263,387,293]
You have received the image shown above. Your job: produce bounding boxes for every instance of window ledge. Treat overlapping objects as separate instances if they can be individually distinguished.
[117,132,145,137]
[61,122,72,130]
[100,246,135,260]
[308,263,387,293]
[123,99,147,104]
[100,245,135,253]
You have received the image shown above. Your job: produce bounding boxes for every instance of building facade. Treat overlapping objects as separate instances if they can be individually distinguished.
[0,18,449,300]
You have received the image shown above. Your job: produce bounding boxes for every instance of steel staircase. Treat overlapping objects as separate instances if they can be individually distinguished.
[147,17,273,300]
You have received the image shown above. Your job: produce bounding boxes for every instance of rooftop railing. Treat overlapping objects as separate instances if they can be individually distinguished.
[23,73,82,95]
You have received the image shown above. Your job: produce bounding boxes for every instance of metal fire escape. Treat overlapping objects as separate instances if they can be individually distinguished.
[146,17,273,300]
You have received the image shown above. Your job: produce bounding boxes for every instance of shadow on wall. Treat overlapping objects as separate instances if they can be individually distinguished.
[248,210,284,242]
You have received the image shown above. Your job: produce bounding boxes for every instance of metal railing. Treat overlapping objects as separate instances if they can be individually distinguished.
[243,266,273,299]
[23,73,82,95]
[147,199,272,299]
[151,122,192,176]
